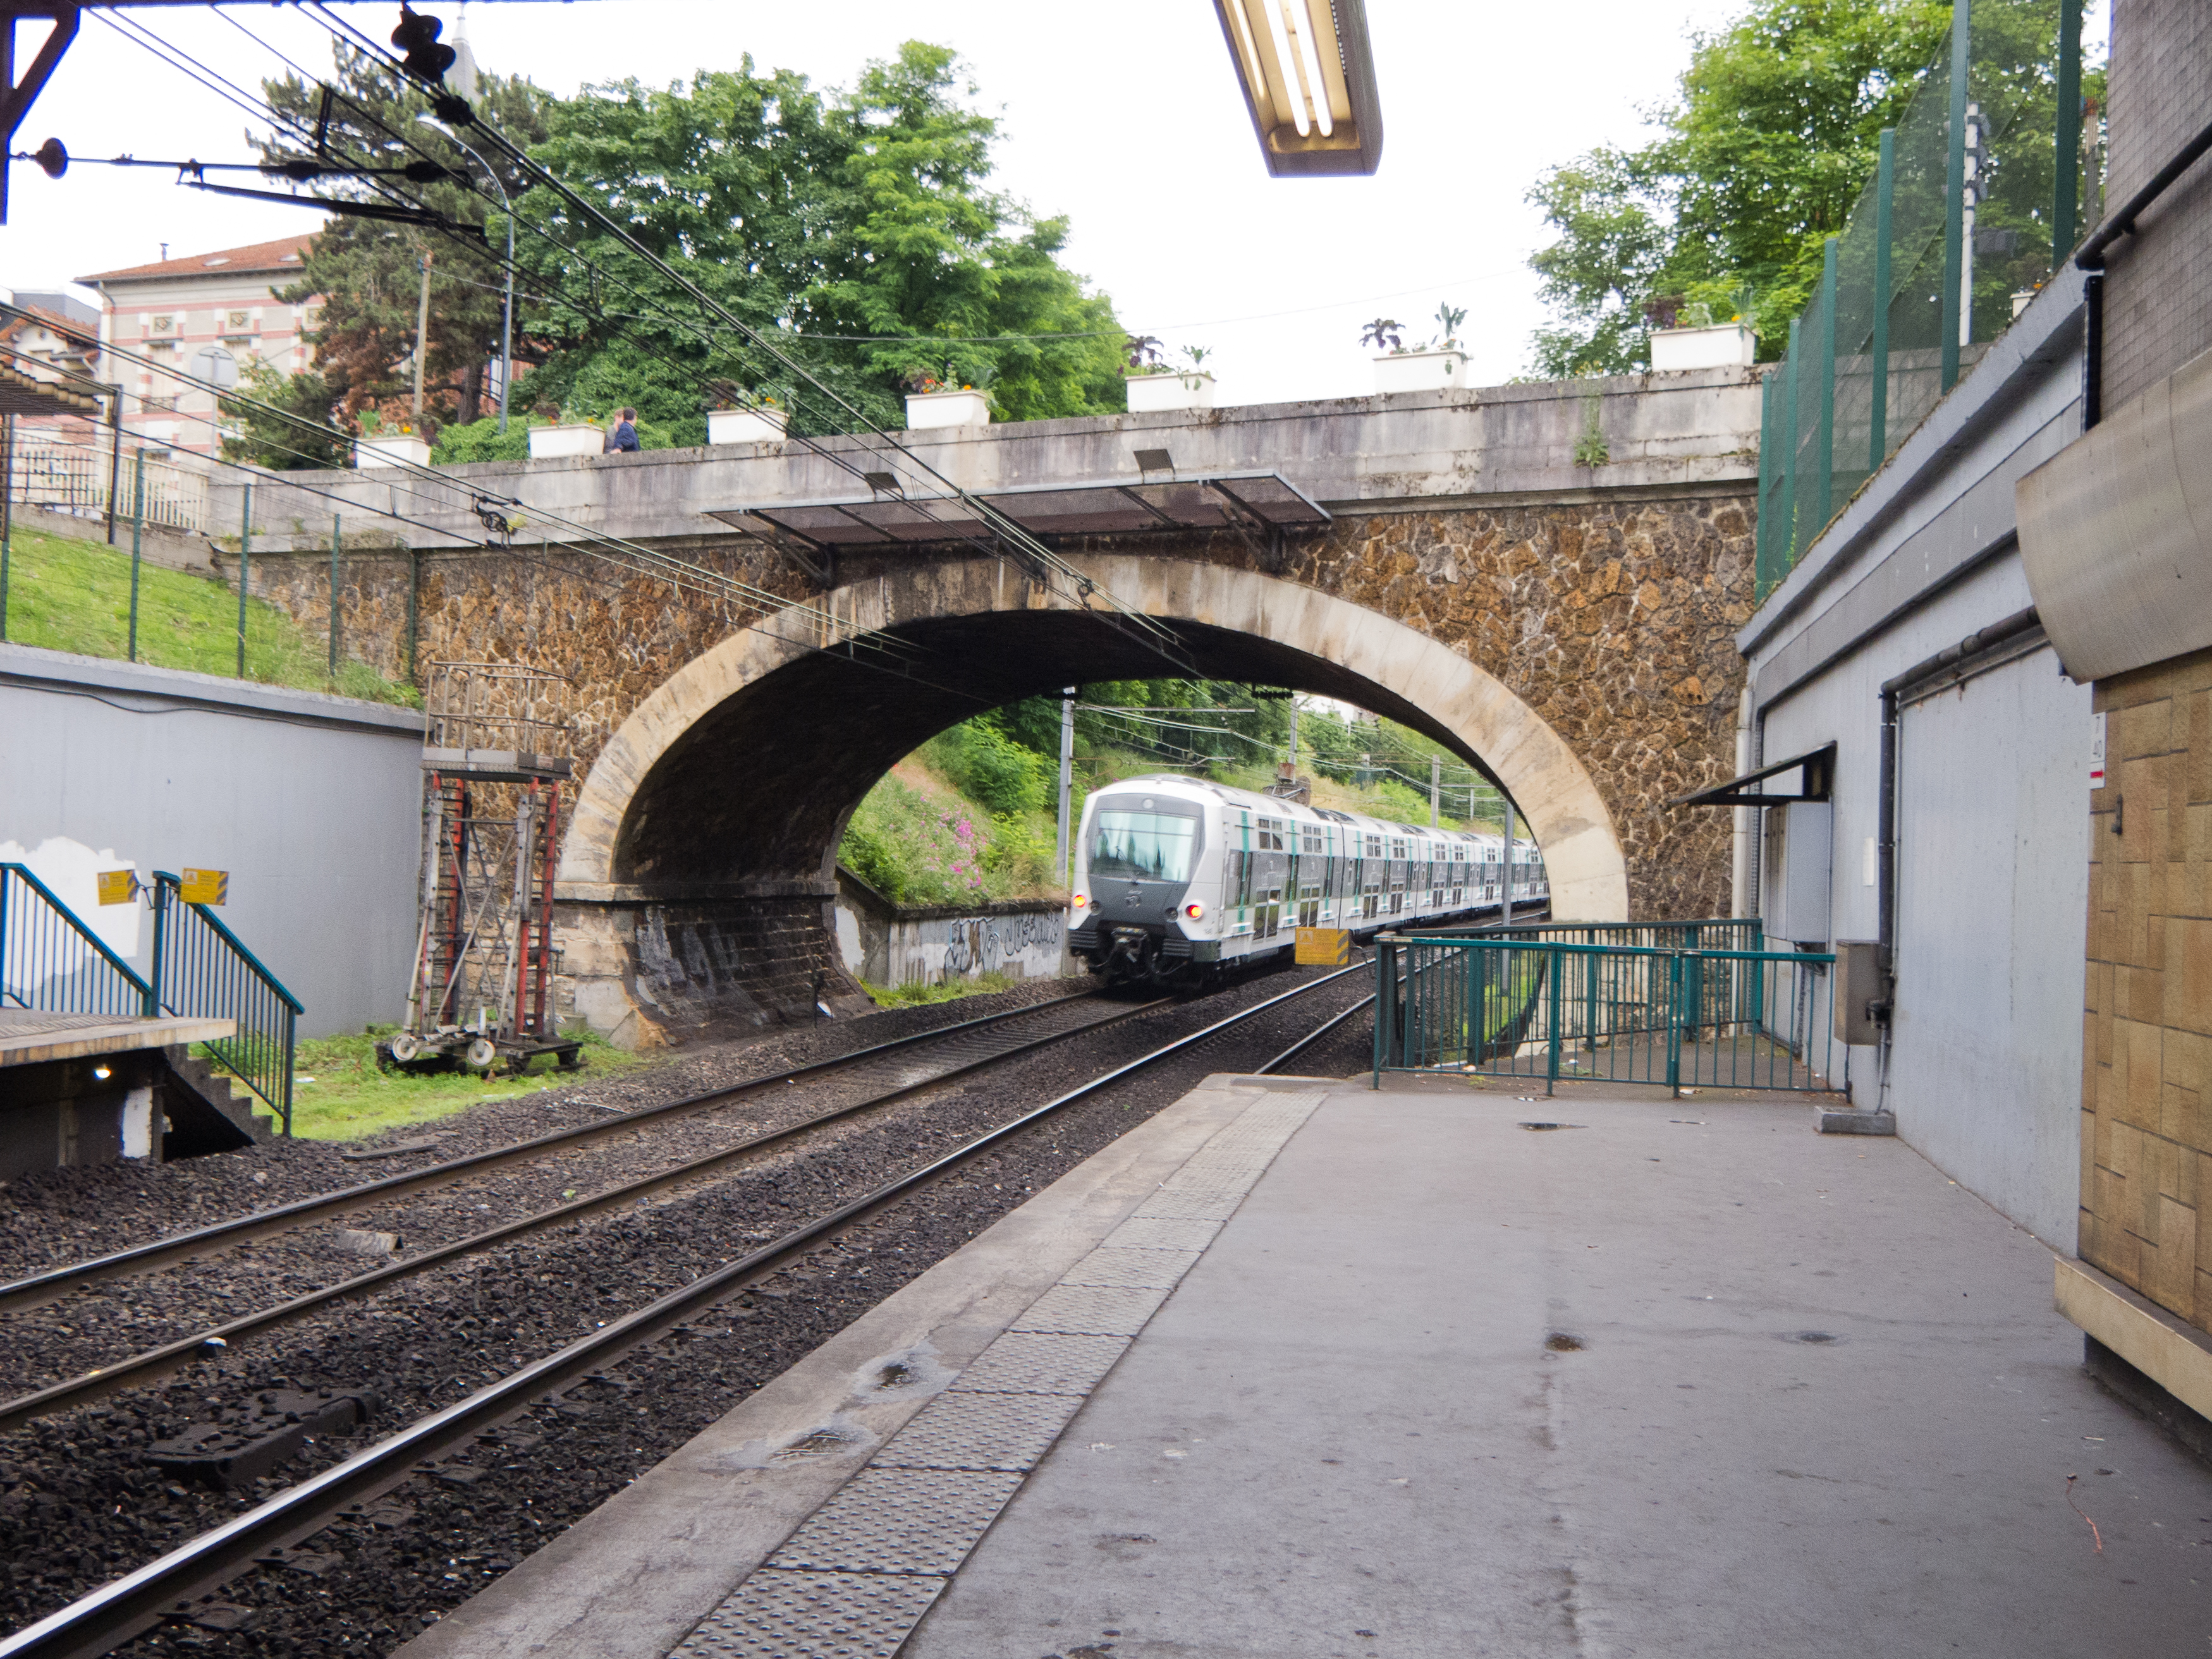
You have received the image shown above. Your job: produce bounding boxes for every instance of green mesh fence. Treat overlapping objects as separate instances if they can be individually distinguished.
[1756,0,2101,598]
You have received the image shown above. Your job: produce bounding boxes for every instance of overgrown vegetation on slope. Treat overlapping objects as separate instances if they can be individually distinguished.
[0,524,416,705]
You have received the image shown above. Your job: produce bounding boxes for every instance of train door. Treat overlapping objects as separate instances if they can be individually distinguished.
[1450,844,1466,908]
[1299,823,1326,926]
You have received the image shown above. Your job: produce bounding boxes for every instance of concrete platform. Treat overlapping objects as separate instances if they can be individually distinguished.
[403,1074,2212,1658]
[0,1011,233,1067]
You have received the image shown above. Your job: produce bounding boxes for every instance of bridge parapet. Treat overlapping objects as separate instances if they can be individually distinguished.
[210,368,1761,554]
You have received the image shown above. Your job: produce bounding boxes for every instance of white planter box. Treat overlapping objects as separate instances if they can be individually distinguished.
[707,406,790,445]
[1125,372,1216,413]
[1372,349,1468,394]
[904,389,991,430]
[527,422,606,459]
[354,434,430,469]
[1649,323,1756,371]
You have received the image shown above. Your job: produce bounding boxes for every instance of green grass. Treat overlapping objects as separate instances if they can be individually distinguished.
[0,525,416,705]
[270,1025,653,1142]
[860,971,1018,1008]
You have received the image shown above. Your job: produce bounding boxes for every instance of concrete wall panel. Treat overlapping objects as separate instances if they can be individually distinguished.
[0,645,421,1038]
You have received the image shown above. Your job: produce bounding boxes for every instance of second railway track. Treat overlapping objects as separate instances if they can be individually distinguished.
[0,990,1175,1427]
[0,963,1374,1659]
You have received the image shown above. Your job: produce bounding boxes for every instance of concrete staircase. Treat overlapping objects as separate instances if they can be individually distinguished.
[158,1045,276,1158]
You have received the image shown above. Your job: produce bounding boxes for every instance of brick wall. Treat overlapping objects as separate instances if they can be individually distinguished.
[2102,0,2212,408]
[2081,644,2212,1332]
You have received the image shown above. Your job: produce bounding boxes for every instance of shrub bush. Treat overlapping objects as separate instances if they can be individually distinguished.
[922,719,1051,815]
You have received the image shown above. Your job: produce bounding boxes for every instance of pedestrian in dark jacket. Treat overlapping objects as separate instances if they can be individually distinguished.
[604,408,640,453]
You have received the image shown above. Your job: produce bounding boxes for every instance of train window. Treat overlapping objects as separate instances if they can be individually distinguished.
[1257,818,1286,851]
[1298,883,1321,927]
[1301,826,1324,856]
[1090,811,1198,881]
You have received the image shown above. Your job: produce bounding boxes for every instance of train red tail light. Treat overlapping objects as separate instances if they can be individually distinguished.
[1184,901,1206,920]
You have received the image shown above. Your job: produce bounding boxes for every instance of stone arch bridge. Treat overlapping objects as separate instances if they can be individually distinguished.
[221,370,1761,1043]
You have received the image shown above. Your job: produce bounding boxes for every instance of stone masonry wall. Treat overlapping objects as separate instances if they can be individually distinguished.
[239,489,1755,930]
[2081,643,2212,1337]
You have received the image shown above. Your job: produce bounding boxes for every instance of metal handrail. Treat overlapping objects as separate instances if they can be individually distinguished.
[152,872,300,1135]
[1374,932,1837,1097]
[0,863,154,1014]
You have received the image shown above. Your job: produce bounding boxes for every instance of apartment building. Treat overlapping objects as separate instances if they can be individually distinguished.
[76,235,321,457]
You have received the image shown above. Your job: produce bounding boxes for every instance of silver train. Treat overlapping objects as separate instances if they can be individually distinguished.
[1067,774,1549,990]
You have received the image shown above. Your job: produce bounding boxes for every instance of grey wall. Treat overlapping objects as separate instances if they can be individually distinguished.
[1740,274,2094,1249]
[0,645,422,1038]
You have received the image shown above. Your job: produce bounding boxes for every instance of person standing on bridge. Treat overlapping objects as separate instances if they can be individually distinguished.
[603,407,640,453]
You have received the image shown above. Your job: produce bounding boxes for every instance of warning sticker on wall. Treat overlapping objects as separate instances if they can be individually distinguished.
[2089,711,2107,790]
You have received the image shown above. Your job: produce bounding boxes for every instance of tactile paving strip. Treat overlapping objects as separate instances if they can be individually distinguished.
[663,1088,1328,1657]
[1059,1246,1198,1289]
[1130,1189,1245,1221]
[871,1390,1085,1473]
[668,1568,946,1658]
[948,1330,1132,1396]
[1010,1282,1171,1335]
[1103,1215,1223,1251]
[766,1467,1025,1576]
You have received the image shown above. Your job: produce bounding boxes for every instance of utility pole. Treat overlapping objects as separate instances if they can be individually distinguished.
[1288,696,1300,766]
[1055,686,1077,885]
[1501,803,1516,927]
[412,250,433,420]
[1430,754,1441,828]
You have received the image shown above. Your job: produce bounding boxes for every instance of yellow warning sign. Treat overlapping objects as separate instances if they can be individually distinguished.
[179,868,229,906]
[95,869,138,906]
[1294,927,1350,966]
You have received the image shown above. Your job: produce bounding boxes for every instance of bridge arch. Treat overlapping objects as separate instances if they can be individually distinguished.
[553,555,1625,1045]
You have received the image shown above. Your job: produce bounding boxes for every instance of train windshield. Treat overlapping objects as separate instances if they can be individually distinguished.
[1088,811,1197,882]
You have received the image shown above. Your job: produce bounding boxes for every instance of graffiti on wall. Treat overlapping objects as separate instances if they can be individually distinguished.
[938,909,1063,976]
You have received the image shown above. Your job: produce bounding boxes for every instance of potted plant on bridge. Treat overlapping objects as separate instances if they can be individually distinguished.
[1125,339,1217,413]
[1369,304,1469,394]
[707,384,790,446]
[353,408,431,470]
[525,403,606,459]
[903,363,992,430]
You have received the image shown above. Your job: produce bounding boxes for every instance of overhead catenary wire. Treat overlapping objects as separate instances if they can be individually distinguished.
[287,3,1196,671]
[108,14,1188,678]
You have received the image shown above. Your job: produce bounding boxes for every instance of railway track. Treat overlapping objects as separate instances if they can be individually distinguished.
[0,988,1115,1318]
[0,963,1367,1659]
[0,990,1175,1431]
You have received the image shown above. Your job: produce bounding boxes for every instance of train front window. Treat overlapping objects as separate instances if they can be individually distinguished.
[1089,811,1197,882]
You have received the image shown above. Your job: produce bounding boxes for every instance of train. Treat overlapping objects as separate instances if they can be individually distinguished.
[1067,773,1549,990]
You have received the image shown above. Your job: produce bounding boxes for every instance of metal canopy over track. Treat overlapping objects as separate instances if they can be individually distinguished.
[704,470,1331,555]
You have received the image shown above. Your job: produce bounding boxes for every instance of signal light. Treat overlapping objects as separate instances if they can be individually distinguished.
[1183,901,1206,920]
[392,4,458,83]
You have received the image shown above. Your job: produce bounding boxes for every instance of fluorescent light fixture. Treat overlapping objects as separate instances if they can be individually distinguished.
[1214,0,1383,176]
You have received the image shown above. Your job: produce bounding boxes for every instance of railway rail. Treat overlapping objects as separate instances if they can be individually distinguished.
[0,991,1175,1431]
[0,989,1115,1318]
[0,963,1366,1659]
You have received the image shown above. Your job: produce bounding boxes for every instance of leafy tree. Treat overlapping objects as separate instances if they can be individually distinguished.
[256,44,553,435]
[516,42,1125,439]
[218,360,349,470]
[1526,0,1952,375]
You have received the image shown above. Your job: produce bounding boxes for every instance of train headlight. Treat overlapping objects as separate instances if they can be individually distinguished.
[1071,892,1087,909]
[1183,901,1206,920]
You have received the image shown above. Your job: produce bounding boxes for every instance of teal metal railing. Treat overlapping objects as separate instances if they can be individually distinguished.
[1756,0,2101,598]
[1412,916,1763,954]
[1373,932,1836,1097]
[0,863,154,1016]
[151,872,301,1135]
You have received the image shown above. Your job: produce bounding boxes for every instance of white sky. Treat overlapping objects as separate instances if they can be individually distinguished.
[0,0,1769,403]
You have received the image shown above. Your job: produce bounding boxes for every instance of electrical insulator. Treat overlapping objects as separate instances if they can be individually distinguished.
[391,4,458,82]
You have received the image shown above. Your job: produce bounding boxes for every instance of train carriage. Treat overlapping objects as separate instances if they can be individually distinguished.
[1066,774,1548,990]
